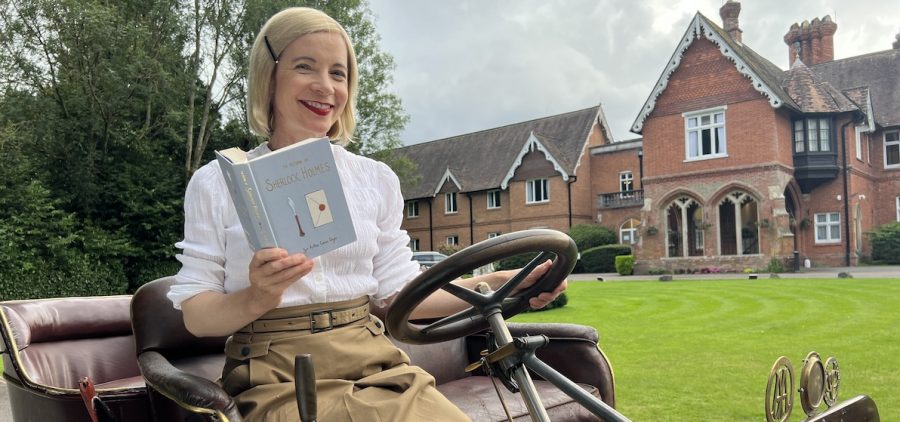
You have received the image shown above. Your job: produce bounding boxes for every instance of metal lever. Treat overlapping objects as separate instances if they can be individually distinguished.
[295,354,317,422]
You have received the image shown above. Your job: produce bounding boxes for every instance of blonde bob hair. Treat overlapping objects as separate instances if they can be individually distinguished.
[247,7,358,145]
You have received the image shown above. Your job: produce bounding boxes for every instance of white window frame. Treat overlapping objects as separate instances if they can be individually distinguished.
[814,212,841,244]
[885,130,900,169]
[619,219,639,245]
[409,238,420,252]
[406,201,419,218]
[487,232,501,239]
[526,179,549,204]
[446,235,459,246]
[445,192,458,214]
[855,126,862,161]
[487,190,501,209]
[619,172,633,195]
[896,196,900,222]
[684,107,727,161]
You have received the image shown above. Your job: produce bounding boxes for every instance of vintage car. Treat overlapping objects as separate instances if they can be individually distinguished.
[0,230,881,421]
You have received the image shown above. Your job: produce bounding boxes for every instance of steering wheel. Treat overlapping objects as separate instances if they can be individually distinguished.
[386,229,577,345]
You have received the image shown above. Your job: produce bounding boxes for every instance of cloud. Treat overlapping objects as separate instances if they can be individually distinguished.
[369,0,900,144]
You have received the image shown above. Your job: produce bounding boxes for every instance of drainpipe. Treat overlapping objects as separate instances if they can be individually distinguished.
[427,197,434,251]
[567,176,577,228]
[466,192,474,245]
[638,148,644,188]
[840,119,852,267]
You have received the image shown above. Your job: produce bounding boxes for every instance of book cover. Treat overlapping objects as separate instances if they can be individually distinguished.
[215,137,357,258]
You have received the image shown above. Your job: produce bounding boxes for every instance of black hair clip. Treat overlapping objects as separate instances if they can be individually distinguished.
[264,36,279,63]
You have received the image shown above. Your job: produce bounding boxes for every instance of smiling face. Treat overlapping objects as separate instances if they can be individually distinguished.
[269,31,349,149]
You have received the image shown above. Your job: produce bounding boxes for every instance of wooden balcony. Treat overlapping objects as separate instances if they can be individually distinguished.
[597,190,644,209]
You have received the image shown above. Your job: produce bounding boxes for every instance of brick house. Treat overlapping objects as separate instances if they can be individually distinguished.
[396,106,612,251]
[626,0,900,272]
[396,1,898,272]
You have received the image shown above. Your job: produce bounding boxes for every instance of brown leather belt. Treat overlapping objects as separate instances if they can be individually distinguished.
[241,302,370,334]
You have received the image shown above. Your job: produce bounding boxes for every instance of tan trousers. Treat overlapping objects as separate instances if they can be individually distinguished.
[221,297,470,422]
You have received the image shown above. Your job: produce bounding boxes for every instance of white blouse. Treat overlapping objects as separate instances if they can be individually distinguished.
[168,142,422,310]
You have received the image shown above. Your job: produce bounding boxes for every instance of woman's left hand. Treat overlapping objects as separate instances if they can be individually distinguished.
[497,260,568,309]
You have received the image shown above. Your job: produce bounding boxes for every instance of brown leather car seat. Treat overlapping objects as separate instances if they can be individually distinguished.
[0,296,150,422]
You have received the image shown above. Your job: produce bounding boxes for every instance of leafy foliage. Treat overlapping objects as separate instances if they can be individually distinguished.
[0,0,408,298]
[579,244,633,273]
[869,222,900,264]
[567,224,616,252]
[615,255,634,275]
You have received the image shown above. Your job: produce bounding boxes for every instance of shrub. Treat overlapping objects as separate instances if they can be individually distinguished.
[436,243,463,256]
[580,244,632,273]
[766,257,785,273]
[567,224,616,251]
[615,255,634,275]
[869,222,900,264]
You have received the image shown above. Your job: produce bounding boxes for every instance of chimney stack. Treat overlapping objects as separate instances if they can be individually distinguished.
[784,15,837,65]
[719,0,742,43]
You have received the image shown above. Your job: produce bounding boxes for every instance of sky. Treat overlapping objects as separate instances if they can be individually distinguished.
[366,0,900,145]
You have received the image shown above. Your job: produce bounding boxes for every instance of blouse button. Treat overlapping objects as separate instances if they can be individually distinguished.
[241,346,250,357]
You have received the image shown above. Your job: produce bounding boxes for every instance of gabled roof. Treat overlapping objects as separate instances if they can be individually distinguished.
[397,106,602,200]
[631,13,796,133]
[808,49,900,127]
[782,59,859,113]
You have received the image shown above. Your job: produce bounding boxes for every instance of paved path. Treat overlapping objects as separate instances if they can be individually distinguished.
[573,265,900,281]
[1,266,897,422]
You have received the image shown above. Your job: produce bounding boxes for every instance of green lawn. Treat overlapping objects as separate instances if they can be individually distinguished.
[512,278,900,421]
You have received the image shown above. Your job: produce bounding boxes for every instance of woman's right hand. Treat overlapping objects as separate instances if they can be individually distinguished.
[248,248,315,313]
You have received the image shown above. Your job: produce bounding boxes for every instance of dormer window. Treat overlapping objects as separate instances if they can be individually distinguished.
[793,118,832,153]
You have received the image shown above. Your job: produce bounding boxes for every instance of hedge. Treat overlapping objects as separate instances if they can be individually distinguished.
[870,222,900,264]
[580,244,633,273]
[615,255,634,275]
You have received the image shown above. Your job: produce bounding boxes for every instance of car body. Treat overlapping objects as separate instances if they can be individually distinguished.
[411,251,448,269]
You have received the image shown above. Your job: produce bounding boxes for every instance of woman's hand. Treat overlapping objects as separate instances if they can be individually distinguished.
[497,260,568,309]
[248,248,315,313]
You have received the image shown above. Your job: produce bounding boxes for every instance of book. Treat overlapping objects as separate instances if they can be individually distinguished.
[215,137,357,258]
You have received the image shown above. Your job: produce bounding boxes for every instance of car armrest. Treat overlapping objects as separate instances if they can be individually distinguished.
[138,351,243,422]
[465,322,616,408]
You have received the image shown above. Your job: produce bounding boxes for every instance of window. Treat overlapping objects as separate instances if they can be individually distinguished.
[445,192,458,214]
[619,172,633,196]
[526,179,549,203]
[685,108,726,159]
[487,232,501,239]
[406,201,419,218]
[814,212,841,243]
[885,131,900,168]
[409,238,420,252]
[487,190,501,209]
[620,218,640,244]
[896,197,900,222]
[793,118,832,153]
[445,235,459,246]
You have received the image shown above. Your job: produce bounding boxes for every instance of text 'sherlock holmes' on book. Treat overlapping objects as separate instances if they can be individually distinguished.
[215,137,357,258]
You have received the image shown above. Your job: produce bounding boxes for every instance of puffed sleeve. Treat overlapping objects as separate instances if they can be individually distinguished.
[370,162,421,304]
[167,163,228,309]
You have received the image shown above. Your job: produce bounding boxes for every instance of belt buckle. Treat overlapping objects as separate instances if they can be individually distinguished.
[310,309,334,333]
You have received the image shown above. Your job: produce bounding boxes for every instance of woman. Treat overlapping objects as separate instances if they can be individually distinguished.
[168,7,566,421]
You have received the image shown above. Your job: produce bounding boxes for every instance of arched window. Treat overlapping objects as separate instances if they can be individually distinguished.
[666,196,704,257]
[717,191,759,255]
[620,218,640,244]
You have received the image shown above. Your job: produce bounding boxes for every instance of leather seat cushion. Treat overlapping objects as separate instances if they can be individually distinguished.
[438,376,600,421]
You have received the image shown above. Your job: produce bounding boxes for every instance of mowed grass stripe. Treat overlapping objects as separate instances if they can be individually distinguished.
[512,278,900,421]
